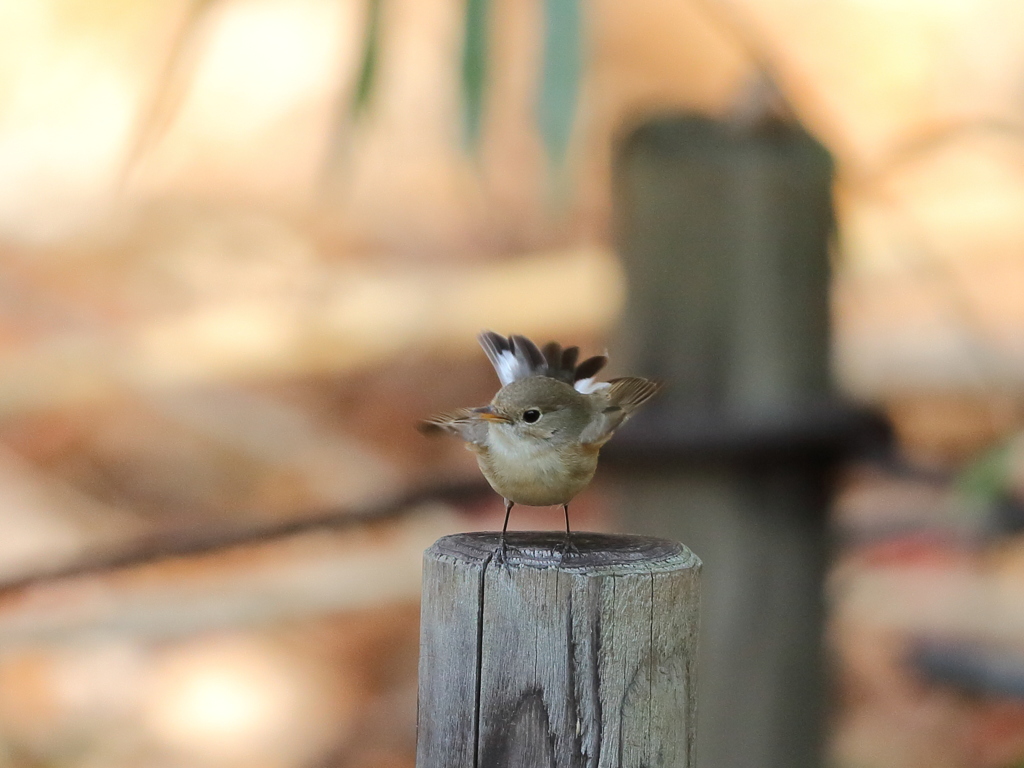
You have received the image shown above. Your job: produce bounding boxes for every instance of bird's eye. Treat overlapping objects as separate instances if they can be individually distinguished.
[522,409,541,424]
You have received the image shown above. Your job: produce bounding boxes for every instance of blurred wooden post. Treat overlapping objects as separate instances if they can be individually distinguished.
[415,531,701,768]
[608,114,886,768]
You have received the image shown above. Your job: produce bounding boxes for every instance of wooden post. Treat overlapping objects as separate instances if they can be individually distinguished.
[607,114,858,768]
[416,531,701,768]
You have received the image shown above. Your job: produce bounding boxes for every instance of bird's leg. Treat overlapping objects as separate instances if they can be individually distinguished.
[494,499,514,565]
[557,504,580,562]
[503,498,514,535]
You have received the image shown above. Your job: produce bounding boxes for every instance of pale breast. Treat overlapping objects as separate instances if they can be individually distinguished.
[476,428,598,506]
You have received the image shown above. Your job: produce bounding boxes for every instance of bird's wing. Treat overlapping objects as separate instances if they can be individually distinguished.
[418,407,490,445]
[478,330,607,388]
[579,377,661,447]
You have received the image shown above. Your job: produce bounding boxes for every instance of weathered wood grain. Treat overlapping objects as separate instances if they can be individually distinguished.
[417,531,701,768]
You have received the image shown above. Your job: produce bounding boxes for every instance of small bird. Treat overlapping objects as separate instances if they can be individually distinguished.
[420,331,660,546]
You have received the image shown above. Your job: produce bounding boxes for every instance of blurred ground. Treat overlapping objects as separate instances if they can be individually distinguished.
[831,464,1024,768]
[0,0,1023,767]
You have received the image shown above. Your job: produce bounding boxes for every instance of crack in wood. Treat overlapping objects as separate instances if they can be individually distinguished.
[473,551,493,768]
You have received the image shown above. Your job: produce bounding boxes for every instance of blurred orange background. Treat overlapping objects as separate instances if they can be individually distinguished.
[1,1,1024,767]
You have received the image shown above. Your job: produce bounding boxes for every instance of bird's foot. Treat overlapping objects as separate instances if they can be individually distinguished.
[555,534,581,564]
[493,537,511,567]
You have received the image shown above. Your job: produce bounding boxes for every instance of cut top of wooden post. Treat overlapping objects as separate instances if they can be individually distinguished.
[417,532,701,768]
[428,531,696,573]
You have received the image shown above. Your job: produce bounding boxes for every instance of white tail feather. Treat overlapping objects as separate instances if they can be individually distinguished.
[574,378,610,394]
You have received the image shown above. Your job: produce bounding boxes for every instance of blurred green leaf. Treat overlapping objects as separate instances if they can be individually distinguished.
[539,0,581,169]
[461,0,489,148]
[957,442,1011,503]
[352,0,383,116]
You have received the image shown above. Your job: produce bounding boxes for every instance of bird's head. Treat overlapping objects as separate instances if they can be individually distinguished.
[479,376,593,446]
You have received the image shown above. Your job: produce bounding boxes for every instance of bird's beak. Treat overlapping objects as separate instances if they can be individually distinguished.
[474,406,510,423]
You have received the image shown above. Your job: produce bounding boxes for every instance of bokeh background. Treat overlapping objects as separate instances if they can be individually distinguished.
[1,1,1024,767]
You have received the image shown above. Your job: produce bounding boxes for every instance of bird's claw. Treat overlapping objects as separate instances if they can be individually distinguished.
[556,535,580,564]
[493,537,510,567]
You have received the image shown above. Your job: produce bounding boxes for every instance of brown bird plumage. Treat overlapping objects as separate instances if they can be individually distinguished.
[421,332,660,540]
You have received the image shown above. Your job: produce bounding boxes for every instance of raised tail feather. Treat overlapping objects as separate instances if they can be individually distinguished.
[478,331,608,390]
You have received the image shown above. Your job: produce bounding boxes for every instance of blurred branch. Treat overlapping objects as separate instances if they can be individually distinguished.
[0,478,488,597]
[118,0,222,188]
[836,119,1024,401]
[0,498,476,645]
[855,187,1012,397]
[687,0,781,81]
[845,118,1024,188]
